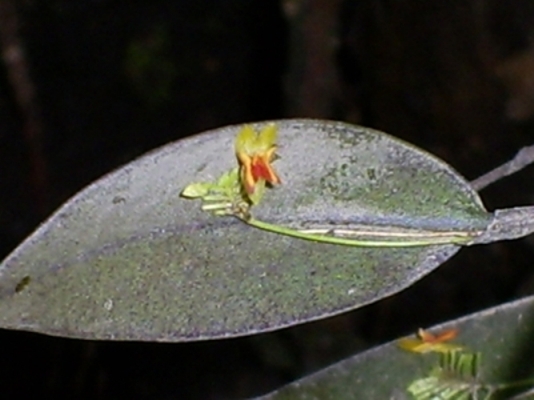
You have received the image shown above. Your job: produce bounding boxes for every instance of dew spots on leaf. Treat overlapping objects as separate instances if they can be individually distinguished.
[367,168,377,181]
[195,162,208,173]
[104,299,113,311]
[112,196,126,204]
[15,276,31,293]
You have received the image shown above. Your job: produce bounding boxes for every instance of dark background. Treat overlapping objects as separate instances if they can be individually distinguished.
[1,0,534,398]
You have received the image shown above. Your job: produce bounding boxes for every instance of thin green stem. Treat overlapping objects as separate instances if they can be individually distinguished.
[245,217,473,247]
[493,377,534,396]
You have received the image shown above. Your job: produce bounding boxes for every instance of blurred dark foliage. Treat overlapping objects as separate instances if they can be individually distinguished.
[1,0,534,399]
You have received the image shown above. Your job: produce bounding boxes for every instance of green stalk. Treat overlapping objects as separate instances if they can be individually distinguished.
[244,217,475,247]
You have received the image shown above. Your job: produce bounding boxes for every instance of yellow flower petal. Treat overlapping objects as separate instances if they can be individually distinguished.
[235,124,281,198]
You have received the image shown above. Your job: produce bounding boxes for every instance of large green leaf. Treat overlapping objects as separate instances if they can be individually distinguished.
[0,119,490,341]
[257,294,534,399]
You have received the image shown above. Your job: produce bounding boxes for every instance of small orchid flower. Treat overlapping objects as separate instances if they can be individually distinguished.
[397,328,462,354]
[235,124,281,204]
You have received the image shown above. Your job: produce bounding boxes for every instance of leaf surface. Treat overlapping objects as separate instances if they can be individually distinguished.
[0,120,490,341]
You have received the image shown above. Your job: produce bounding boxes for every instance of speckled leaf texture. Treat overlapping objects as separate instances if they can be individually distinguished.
[257,294,534,400]
[0,120,491,341]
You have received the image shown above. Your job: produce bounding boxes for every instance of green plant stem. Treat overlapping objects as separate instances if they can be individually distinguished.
[494,377,534,397]
[244,217,474,247]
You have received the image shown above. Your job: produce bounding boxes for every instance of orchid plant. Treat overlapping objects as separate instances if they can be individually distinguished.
[181,124,480,247]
